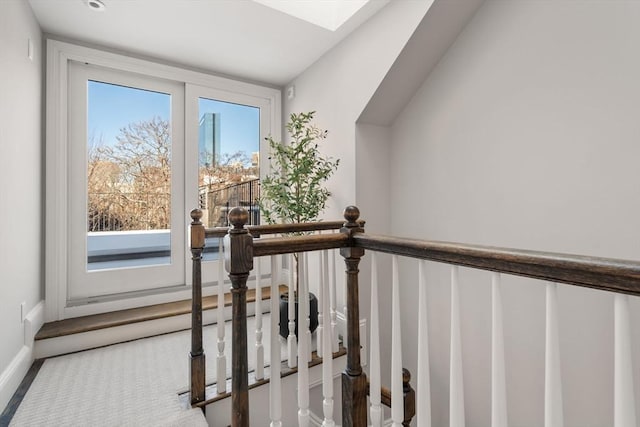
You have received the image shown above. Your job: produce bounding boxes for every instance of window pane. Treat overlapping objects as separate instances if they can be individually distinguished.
[86,81,172,270]
[197,98,259,261]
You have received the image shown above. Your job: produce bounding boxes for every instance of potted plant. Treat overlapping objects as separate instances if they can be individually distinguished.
[258,111,339,338]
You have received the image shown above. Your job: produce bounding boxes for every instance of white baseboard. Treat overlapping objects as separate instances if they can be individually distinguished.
[1,301,46,411]
[0,346,31,413]
[24,301,45,349]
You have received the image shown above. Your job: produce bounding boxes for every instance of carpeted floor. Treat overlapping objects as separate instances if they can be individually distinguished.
[9,315,284,426]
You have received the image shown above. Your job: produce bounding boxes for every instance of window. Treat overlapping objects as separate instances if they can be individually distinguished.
[67,63,185,300]
[46,40,280,320]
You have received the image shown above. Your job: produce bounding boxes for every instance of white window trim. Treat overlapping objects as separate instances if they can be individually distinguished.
[45,39,281,322]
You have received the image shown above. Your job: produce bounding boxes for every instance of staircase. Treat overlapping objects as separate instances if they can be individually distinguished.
[33,286,280,359]
[7,285,346,426]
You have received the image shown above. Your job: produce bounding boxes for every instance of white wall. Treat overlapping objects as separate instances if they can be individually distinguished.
[387,1,640,425]
[283,1,433,394]
[283,0,433,220]
[0,0,43,411]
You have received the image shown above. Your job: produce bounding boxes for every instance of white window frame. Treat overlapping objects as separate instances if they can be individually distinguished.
[67,62,186,301]
[45,40,281,321]
[185,83,272,284]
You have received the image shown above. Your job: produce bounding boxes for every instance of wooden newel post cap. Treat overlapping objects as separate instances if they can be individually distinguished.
[343,205,360,225]
[402,368,411,386]
[228,207,249,230]
[190,208,203,224]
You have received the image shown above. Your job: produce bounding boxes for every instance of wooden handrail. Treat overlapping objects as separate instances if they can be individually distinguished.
[204,219,363,238]
[354,234,640,297]
[253,233,349,257]
[190,205,640,426]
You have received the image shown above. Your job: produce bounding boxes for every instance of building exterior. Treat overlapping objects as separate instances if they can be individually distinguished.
[198,112,221,167]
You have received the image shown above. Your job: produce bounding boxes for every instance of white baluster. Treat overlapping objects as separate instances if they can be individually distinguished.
[343,246,349,347]
[391,255,403,427]
[545,283,563,427]
[615,293,637,427]
[270,254,282,427]
[330,247,339,353]
[491,273,507,427]
[370,252,382,427]
[217,238,226,394]
[255,257,264,380]
[304,252,312,363]
[288,253,297,368]
[298,252,310,426]
[417,260,432,427]
[322,249,335,427]
[450,266,465,427]
[318,249,324,356]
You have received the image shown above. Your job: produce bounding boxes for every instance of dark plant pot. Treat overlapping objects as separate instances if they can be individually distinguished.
[279,292,318,339]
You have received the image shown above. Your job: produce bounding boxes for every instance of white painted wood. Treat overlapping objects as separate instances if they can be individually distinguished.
[1,300,43,413]
[330,247,339,353]
[45,39,281,321]
[417,260,432,427]
[304,252,312,363]
[24,301,45,350]
[206,352,347,427]
[491,273,508,427]
[255,257,264,380]
[545,283,564,427]
[391,255,403,427]
[66,62,185,300]
[321,249,335,427]
[270,254,283,427]
[450,266,465,427]
[217,239,227,394]
[370,252,383,427]
[298,252,310,427]
[318,250,325,355]
[615,293,637,427]
[288,253,298,368]
[0,346,32,413]
[343,247,349,347]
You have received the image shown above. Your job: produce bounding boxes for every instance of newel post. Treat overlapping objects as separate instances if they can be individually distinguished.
[189,209,206,405]
[340,206,367,427]
[402,368,416,427]
[225,207,253,427]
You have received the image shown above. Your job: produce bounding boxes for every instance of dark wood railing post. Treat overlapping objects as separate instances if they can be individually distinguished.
[402,368,416,426]
[225,207,253,427]
[189,209,206,405]
[340,206,367,427]
[369,368,416,426]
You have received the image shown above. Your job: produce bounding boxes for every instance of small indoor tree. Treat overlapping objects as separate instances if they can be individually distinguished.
[258,111,339,337]
[259,111,339,225]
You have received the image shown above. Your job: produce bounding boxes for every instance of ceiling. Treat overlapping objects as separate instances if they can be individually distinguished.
[28,0,391,87]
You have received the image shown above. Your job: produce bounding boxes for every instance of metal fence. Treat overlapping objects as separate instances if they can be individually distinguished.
[88,192,171,232]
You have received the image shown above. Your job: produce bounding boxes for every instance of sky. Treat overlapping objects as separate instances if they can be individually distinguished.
[87,80,259,160]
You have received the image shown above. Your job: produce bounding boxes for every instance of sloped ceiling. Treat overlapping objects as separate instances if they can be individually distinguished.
[359,0,486,126]
[28,0,390,87]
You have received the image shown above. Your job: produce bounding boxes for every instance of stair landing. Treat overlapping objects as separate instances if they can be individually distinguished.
[34,285,286,358]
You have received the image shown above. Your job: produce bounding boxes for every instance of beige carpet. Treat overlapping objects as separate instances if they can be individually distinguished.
[10,315,284,426]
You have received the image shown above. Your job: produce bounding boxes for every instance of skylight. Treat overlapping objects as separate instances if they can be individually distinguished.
[253,0,370,31]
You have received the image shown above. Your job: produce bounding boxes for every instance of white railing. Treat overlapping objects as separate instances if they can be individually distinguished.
[216,238,227,394]
[365,238,640,427]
